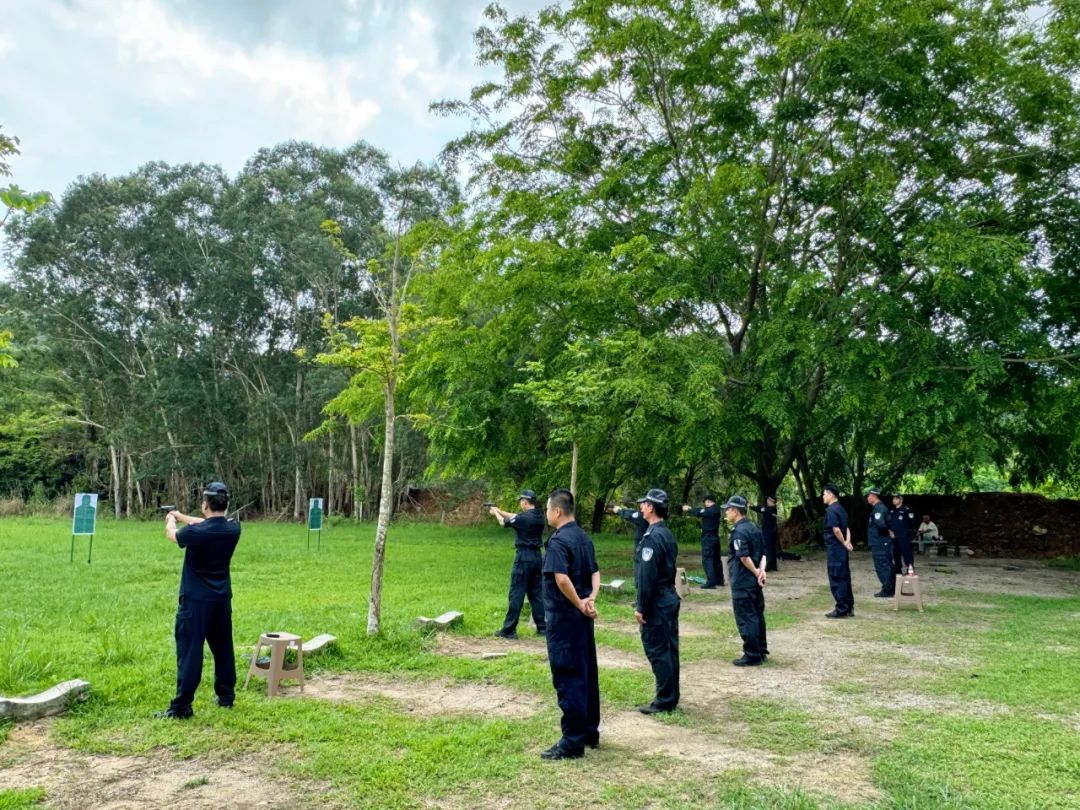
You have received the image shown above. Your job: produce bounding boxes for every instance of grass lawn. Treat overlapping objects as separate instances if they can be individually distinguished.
[0,517,1077,808]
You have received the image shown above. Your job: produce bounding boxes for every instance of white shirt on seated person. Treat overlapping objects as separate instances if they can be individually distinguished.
[918,519,939,540]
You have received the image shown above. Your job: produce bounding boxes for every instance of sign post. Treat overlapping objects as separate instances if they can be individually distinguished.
[307,498,324,551]
[71,493,99,564]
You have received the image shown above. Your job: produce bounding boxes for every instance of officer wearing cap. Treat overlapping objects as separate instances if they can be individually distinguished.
[610,502,649,545]
[540,488,600,760]
[490,489,547,639]
[161,482,241,718]
[822,484,855,618]
[634,489,680,714]
[889,494,916,576]
[721,495,769,666]
[866,487,894,597]
[751,495,779,572]
[681,494,724,588]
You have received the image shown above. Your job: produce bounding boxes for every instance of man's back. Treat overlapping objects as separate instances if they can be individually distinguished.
[177,517,241,600]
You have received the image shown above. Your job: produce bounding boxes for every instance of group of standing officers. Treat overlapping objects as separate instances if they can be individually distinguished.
[821,483,920,618]
[492,486,770,759]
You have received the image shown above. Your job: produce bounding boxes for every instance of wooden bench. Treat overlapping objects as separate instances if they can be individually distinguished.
[916,536,948,555]
[416,611,464,630]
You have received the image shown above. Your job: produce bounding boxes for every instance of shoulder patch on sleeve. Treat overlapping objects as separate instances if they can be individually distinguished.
[509,515,517,524]
[641,547,654,562]
[733,537,741,551]
[632,511,640,519]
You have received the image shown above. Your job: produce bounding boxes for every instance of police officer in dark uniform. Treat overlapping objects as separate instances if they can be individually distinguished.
[633,489,680,714]
[889,494,916,576]
[822,483,855,618]
[490,489,547,639]
[751,495,779,572]
[866,487,894,597]
[681,494,724,588]
[161,482,241,718]
[610,502,649,545]
[540,488,600,760]
[721,495,768,666]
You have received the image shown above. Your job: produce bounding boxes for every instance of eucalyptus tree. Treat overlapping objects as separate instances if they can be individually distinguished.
[317,162,459,635]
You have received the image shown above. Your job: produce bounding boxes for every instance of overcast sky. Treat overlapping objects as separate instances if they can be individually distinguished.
[1,0,547,198]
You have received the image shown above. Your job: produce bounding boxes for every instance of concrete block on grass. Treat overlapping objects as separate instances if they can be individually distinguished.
[0,679,90,721]
[416,611,464,630]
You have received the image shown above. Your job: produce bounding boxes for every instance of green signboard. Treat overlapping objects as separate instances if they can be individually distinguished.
[308,498,324,531]
[72,493,98,536]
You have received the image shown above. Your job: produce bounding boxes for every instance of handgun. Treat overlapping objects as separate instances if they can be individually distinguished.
[482,501,497,508]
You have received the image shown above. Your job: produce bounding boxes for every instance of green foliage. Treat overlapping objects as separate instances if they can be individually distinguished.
[0,788,46,809]
[416,0,1080,513]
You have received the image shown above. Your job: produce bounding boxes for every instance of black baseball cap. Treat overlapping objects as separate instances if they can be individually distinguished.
[704,493,718,503]
[823,483,840,497]
[720,494,748,511]
[203,481,229,498]
[637,488,669,505]
[867,486,882,497]
[518,489,537,503]
[766,494,777,502]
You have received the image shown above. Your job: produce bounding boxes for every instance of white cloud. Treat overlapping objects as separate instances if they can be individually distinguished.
[50,0,380,140]
[0,32,14,58]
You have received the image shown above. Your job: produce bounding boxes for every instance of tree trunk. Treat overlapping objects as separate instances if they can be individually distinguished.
[327,431,334,517]
[590,496,607,534]
[368,378,395,636]
[124,450,134,518]
[570,440,578,497]
[109,443,122,519]
[350,423,360,519]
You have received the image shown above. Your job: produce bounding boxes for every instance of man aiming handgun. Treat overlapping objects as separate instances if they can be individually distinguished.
[490,489,547,639]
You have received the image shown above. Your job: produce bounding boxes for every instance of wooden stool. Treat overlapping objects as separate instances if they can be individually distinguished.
[244,632,305,697]
[675,567,690,599]
[893,574,924,612]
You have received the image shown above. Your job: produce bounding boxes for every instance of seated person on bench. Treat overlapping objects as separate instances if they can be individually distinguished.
[917,515,940,551]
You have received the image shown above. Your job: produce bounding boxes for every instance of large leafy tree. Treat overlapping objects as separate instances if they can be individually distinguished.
[415,0,1080,515]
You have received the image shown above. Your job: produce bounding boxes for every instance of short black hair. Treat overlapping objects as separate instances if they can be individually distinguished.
[204,492,228,512]
[652,500,669,519]
[547,487,574,516]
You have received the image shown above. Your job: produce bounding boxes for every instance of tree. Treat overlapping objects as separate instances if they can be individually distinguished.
[316,163,458,635]
[0,127,50,229]
[418,0,1080,513]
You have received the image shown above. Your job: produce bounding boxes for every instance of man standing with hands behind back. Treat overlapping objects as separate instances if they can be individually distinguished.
[634,489,680,714]
[161,482,241,719]
[540,488,600,760]
[822,483,855,619]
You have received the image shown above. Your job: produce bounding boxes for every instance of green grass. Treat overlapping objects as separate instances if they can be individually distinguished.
[1047,556,1080,571]
[0,789,45,809]
[1,517,1078,809]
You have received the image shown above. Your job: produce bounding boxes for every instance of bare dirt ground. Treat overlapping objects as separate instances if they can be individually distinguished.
[0,721,304,809]
[4,557,1075,808]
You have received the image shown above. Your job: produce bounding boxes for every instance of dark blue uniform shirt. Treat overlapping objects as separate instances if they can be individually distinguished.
[727,517,763,591]
[889,505,915,541]
[176,516,240,601]
[542,521,598,614]
[634,521,678,621]
[687,505,722,537]
[752,505,778,540]
[823,502,848,549]
[617,508,649,545]
[868,502,891,544]
[504,507,545,550]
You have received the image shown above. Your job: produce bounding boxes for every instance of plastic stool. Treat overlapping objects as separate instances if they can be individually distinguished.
[244,632,305,696]
[893,574,924,612]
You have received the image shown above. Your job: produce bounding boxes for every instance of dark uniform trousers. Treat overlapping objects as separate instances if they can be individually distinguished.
[826,546,855,614]
[640,592,680,709]
[732,586,767,660]
[892,535,914,572]
[501,549,546,634]
[171,597,235,711]
[870,537,895,594]
[546,609,600,752]
[701,537,724,586]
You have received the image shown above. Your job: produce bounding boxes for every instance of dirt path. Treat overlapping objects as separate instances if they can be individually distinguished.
[0,721,304,809]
